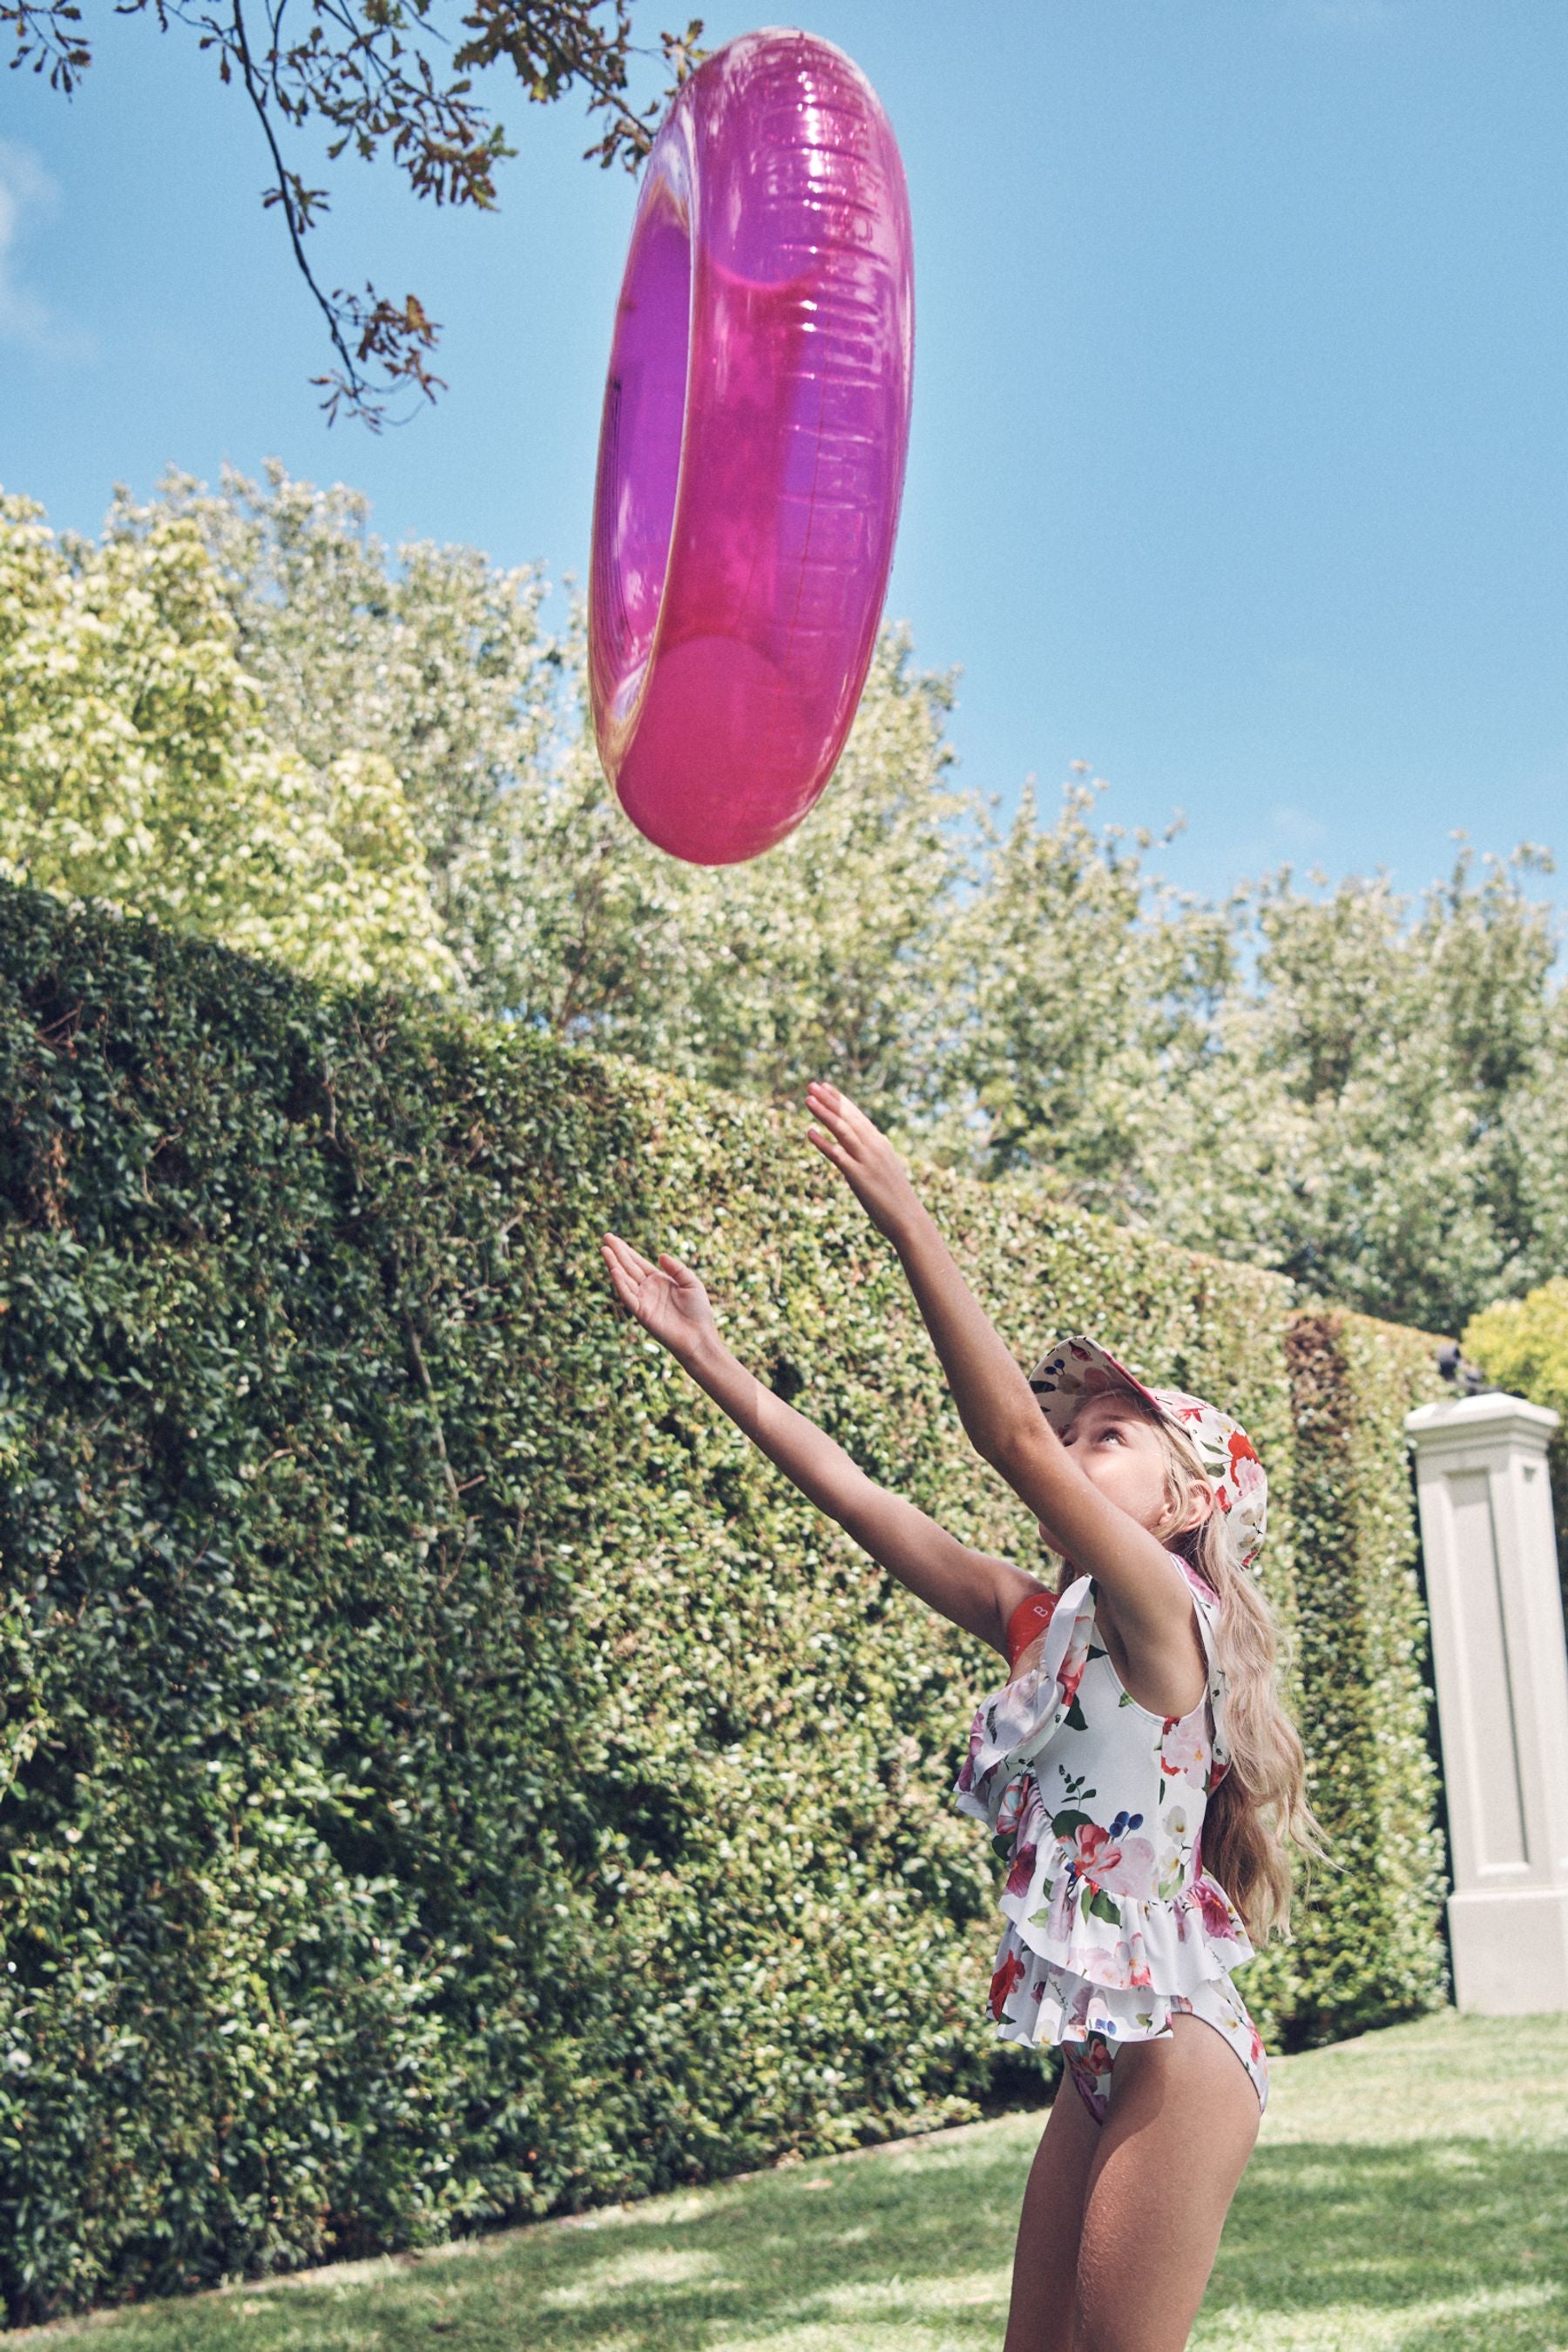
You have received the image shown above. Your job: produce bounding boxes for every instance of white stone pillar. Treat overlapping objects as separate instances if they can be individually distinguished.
[1405,1392,1568,2014]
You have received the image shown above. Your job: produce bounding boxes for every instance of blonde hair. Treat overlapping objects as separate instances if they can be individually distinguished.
[1058,1394,1330,1943]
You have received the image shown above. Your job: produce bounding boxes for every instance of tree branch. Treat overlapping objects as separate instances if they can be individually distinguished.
[13,0,705,423]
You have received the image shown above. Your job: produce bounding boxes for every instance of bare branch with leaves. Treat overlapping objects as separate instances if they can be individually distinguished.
[2,0,704,424]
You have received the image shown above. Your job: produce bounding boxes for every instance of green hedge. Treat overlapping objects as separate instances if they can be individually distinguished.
[1279,1312,1451,2037]
[0,887,1448,2323]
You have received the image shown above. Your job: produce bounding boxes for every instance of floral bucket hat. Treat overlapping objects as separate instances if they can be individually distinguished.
[1026,1334,1268,1579]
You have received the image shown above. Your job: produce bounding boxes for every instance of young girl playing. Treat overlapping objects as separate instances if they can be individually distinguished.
[600,1078,1322,2352]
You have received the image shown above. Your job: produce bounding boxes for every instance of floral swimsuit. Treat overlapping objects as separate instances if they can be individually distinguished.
[955,1556,1268,2126]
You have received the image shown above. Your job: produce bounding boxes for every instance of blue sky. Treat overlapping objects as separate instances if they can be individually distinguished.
[4,0,1566,915]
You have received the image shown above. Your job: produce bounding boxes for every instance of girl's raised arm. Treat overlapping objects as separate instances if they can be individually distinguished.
[599,1232,1043,1658]
[802,1083,1195,1655]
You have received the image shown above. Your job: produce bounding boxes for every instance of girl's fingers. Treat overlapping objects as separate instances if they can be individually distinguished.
[806,1083,870,1152]
[601,1247,640,1298]
[808,1078,856,1121]
[603,1263,638,1312]
[601,1234,664,1311]
[601,1240,634,1292]
[814,1093,893,1174]
[804,1097,856,1154]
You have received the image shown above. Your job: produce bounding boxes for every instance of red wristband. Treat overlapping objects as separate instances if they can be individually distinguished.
[1005,1588,1058,1670]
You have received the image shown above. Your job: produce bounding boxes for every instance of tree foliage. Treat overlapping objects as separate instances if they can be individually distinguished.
[140,462,973,1135]
[6,461,1566,1337]
[1121,850,1568,1335]
[930,774,1233,1208]
[3,0,702,422]
[0,486,454,990]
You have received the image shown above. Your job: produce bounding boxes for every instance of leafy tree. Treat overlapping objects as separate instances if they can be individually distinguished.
[10,462,1568,1339]
[153,461,974,1133]
[927,773,1233,1215]
[1151,854,1568,1335]
[939,806,1568,1333]
[128,462,564,1001]
[3,0,703,423]
[0,488,454,990]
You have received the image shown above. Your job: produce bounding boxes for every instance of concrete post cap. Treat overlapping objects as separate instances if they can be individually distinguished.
[1405,1391,1560,1443]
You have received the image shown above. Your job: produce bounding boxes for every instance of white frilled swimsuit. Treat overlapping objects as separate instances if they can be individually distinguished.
[954,1553,1268,2121]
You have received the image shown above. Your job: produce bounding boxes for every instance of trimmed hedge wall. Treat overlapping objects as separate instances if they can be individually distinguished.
[0,887,1447,2323]
[1281,1313,1451,2036]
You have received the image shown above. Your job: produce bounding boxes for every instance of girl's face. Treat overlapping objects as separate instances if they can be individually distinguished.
[1040,1389,1211,1554]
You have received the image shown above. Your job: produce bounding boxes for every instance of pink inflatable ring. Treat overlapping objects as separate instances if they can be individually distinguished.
[588,30,915,867]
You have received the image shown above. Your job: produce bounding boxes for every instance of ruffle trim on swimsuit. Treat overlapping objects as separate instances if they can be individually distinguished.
[955,1566,1233,1833]
[988,1934,1267,2080]
[990,1833,1255,1990]
[955,1575,1099,1826]
[975,1761,1255,2031]
[956,1565,1254,2053]
[985,1929,1248,2051]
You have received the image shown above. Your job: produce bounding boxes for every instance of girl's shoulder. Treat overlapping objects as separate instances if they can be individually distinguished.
[1090,1552,1220,1633]
[1166,1547,1220,1614]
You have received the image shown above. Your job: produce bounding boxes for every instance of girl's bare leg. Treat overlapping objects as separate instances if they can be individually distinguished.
[1003,2073,1101,2352]
[1073,2013,1260,2352]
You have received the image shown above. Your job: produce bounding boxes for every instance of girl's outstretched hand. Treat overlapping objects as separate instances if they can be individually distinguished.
[805,1082,925,1241]
[601,1233,720,1364]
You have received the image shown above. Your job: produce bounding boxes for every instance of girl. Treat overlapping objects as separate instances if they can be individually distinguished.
[600,1078,1322,2352]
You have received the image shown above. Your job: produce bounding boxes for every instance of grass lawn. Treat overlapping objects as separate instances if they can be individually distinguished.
[19,2011,1568,2352]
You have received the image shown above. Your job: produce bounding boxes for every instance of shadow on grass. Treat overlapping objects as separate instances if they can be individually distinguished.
[59,2124,1568,2352]
[1202,2138,1568,2350]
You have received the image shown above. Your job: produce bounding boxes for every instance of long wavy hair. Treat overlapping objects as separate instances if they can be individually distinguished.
[1044,1394,1330,1943]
